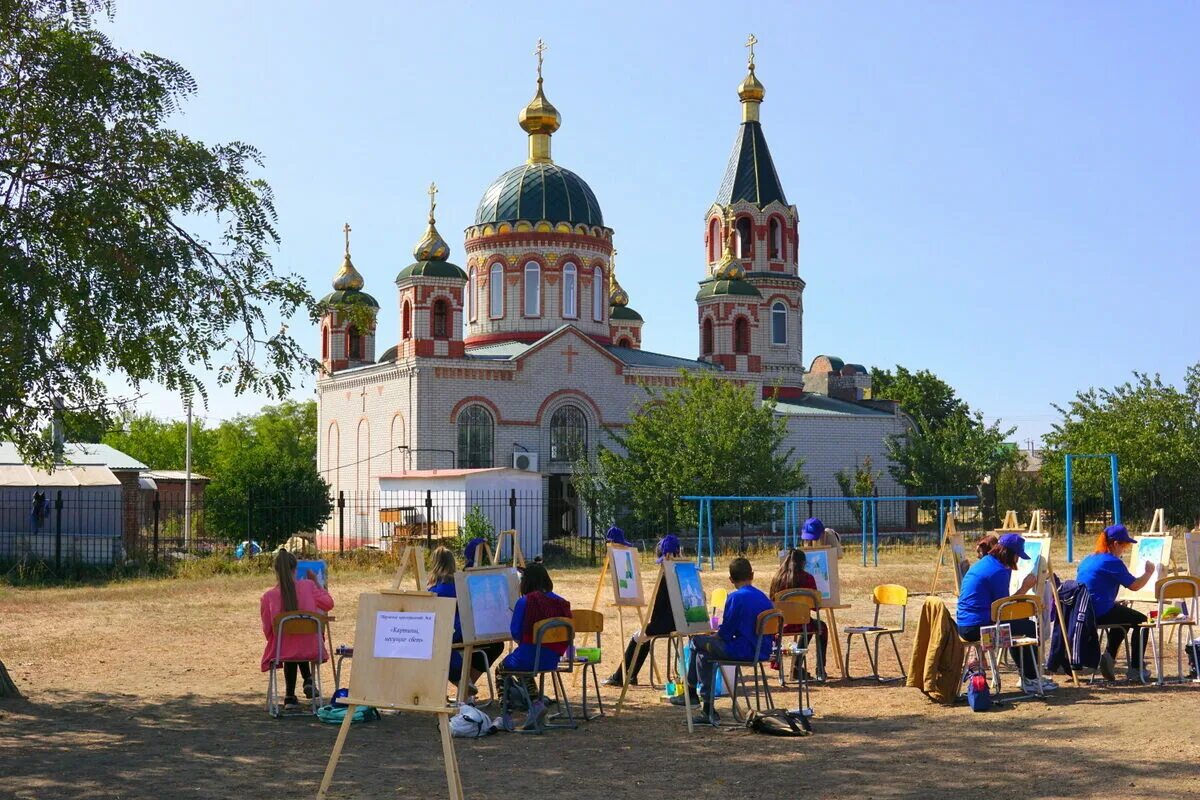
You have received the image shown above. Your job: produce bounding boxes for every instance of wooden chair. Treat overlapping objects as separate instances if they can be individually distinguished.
[843,584,908,682]
[1142,576,1200,686]
[266,611,330,718]
[773,599,815,717]
[989,595,1046,699]
[570,609,605,720]
[705,609,784,726]
[776,587,825,680]
[498,616,577,733]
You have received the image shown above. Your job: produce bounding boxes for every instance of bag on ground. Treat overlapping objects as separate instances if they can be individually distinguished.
[966,672,992,712]
[450,703,496,738]
[316,704,380,724]
[744,708,811,736]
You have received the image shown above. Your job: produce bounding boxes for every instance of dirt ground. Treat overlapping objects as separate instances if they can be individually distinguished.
[2,549,1199,800]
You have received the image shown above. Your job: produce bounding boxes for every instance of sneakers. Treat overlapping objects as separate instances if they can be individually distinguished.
[283,695,300,708]
[302,679,314,699]
[669,692,700,707]
[1098,653,1117,681]
[522,700,549,731]
[1020,677,1058,694]
[603,674,637,687]
[692,709,719,726]
[1127,668,1152,683]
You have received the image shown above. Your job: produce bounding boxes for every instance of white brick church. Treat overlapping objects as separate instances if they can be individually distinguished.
[315,43,912,537]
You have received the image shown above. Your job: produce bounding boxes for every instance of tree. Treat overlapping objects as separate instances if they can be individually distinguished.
[1,0,318,465]
[871,366,1016,501]
[1041,364,1200,523]
[578,371,806,534]
[835,455,883,526]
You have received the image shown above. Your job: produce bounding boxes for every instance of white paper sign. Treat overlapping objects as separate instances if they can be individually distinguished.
[373,611,435,660]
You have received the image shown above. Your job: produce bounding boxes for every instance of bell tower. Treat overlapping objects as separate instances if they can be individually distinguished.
[395,183,468,359]
[319,223,379,372]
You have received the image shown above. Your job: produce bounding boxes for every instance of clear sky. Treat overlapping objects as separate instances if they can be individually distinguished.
[99,1,1198,445]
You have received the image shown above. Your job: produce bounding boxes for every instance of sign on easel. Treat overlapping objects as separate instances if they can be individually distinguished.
[316,591,462,800]
[390,544,429,592]
[492,530,526,569]
[930,516,968,594]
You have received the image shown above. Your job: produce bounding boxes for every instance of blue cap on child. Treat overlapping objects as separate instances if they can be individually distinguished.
[606,526,630,547]
[998,533,1030,560]
[464,537,486,568]
[801,518,825,541]
[656,534,681,563]
[1104,524,1137,545]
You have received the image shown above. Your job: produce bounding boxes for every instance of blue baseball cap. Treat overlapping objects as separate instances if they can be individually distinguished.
[801,517,825,541]
[998,533,1030,560]
[1104,524,1137,545]
[464,537,486,568]
[656,534,681,563]
[606,526,630,547]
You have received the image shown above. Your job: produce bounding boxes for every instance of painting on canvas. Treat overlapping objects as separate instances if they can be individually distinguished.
[663,560,712,635]
[804,547,841,607]
[455,566,519,644]
[607,544,645,607]
[1120,535,1173,601]
[1009,538,1048,595]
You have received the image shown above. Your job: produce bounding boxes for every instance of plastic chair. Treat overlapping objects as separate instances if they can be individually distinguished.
[266,611,329,718]
[776,587,825,680]
[498,616,577,734]
[989,595,1046,699]
[705,608,784,726]
[570,609,605,720]
[773,599,815,717]
[1142,576,1200,686]
[843,584,908,682]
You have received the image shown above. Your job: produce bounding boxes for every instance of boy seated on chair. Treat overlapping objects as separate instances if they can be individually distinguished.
[672,557,773,723]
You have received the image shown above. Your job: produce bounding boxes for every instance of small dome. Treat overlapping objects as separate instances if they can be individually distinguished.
[396,260,467,281]
[475,162,604,227]
[610,305,643,322]
[320,288,380,309]
[696,278,762,300]
[738,67,765,103]
[413,223,450,262]
[519,79,561,136]
[332,253,364,291]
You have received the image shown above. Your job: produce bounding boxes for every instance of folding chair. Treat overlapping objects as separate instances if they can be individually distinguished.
[571,609,605,720]
[844,584,908,682]
[266,611,329,718]
[706,608,784,726]
[1143,576,1200,686]
[776,587,825,680]
[773,599,815,717]
[1089,623,1145,685]
[498,616,577,734]
[451,644,499,707]
[989,595,1046,700]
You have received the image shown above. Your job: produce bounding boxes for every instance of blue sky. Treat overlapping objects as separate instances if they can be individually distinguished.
[100,1,1198,445]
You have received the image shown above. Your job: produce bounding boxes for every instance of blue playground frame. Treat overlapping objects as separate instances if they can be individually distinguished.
[1063,453,1121,563]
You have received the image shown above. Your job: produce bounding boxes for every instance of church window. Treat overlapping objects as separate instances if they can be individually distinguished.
[592,266,604,322]
[347,325,363,360]
[736,217,752,259]
[702,318,714,355]
[489,263,503,319]
[709,218,721,262]
[402,301,412,340]
[457,405,494,469]
[524,261,541,316]
[322,327,329,360]
[769,218,781,260]
[467,267,476,322]
[771,302,787,345]
[550,405,588,462]
[431,298,449,339]
[617,337,632,348]
[733,317,750,354]
[562,263,578,319]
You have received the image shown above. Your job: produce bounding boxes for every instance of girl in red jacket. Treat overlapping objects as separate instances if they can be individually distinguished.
[260,549,334,707]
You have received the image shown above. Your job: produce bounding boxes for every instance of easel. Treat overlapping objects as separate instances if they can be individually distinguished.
[492,530,526,569]
[930,516,968,594]
[1043,553,1079,687]
[390,544,429,591]
[1026,510,1045,536]
[1119,508,1177,603]
[999,509,1021,531]
[1186,529,1200,577]
[453,566,520,704]
[590,544,660,687]
[317,590,463,800]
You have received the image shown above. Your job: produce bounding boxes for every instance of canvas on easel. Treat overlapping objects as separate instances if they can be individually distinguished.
[455,565,520,645]
[662,560,712,635]
[492,529,527,569]
[1010,537,1051,597]
[1186,531,1200,577]
[606,543,645,607]
[930,516,967,594]
[1119,535,1173,603]
[316,590,463,800]
[390,544,429,591]
[802,546,841,607]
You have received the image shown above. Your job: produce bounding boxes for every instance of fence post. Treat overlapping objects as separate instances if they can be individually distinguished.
[152,491,161,564]
[738,503,745,554]
[871,489,879,567]
[807,487,814,520]
[425,489,433,547]
[337,491,345,555]
[54,490,63,571]
[509,489,517,532]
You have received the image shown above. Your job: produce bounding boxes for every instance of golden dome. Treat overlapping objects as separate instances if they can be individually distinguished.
[738,67,765,104]
[518,79,561,137]
[413,183,450,261]
[609,252,629,307]
[332,223,364,290]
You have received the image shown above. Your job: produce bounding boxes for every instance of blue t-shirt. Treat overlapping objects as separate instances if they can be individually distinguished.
[718,584,775,661]
[430,580,463,643]
[1076,553,1136,617]
[956,555,1012,628]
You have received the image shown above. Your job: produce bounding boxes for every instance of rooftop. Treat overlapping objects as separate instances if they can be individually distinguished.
[772,394,895,418]
[0,442,148,471]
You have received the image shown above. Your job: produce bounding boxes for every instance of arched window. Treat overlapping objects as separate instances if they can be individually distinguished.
[401,301,412,340]
[562,263,578,319]
[322,326,329,360]
[431,298,449,339]
[733,317,750,354]
[457,405,494,469]
[617,337,632,348]
[702,318,714,355]
[489,263,503,319]
[736,217,753,259]
[771,302,787,345]
[769,218,781,260]
[523,261,540,316]
[550,405,587,462]
[709,218,721,262]
[467,267,476,322]
[347,325,362,360]
[592,266,604,321]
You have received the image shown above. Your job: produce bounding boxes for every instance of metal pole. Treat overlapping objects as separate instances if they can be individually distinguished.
[337,491,345,555]
[509,488,517,531]
[860,499,868,567]
[152,491,161,564]
[871,491,879,567]
[54,490,63,570]
[1110,454,1121,525]
[1065,456,1074,563]
[425,489,433,547]
[589,499,597,566]
[184,400,192,548]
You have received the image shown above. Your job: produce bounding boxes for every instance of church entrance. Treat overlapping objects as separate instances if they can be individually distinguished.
[547,474,579,540]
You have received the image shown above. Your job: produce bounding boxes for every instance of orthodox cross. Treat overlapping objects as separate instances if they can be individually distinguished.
[745,33,757,69]
[343,222,352,256]
[562,343,579,374]
[427,182,438,223]
[360,386,368,412]
[534,39,548,80]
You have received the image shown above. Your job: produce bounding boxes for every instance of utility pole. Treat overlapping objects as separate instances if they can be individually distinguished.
[184,399,193,548]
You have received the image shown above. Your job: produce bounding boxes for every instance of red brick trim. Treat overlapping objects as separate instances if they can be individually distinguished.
[448,396,501,424]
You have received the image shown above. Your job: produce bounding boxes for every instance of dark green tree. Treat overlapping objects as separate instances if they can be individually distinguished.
[1,0,318,465]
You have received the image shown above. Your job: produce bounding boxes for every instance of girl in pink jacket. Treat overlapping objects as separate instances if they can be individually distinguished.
[261,549,335,707]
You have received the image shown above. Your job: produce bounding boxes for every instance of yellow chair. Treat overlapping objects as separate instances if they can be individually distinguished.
[776,587,825,680]
[570,609,605,720]
[498,616,577,733]
[773,599,816,716]
[1141,576,1200,686]
[266,611,330,718]
[843,584,908,682]
[988,595,1046,699]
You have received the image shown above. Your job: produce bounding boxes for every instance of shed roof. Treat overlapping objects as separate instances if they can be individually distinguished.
[0,464,121,487]
[0,442,147,471]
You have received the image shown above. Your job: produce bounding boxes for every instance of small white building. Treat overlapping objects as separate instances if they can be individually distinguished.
[0,463,123,564]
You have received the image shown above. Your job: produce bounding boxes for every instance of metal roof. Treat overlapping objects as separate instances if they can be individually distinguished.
[772,395,894,418]
[715,121,788,207]
[474,162,604,227]
[0,442,148,471]
[0,464,120,487]
[605,346,718,371]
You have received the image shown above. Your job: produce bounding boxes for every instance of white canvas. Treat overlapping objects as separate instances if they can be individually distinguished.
[1120,535,1173,602]
[1010,538,1046,596]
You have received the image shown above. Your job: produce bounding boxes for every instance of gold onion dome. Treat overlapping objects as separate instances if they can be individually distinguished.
[609,251,629,307]
[737,67,765,103]
[518,80,561,137]
[412,183,450,262]
[332,223,365,290]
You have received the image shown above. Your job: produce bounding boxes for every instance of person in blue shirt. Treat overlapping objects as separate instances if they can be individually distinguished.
[674,557,774,724]
[498,562,572,729]
[1075,524,1155,682]
[957,533,1056,694]
[427,547,503,698]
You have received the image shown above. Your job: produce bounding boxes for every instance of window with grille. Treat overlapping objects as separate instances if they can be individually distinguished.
[457,405,494,468]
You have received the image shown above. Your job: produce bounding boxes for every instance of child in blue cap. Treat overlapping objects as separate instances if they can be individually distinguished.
[801,517,843,556]
[603,534,681,687]
[1076,525,1156,682]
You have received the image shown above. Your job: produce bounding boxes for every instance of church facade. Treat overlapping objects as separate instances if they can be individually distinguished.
[315,43,912,537]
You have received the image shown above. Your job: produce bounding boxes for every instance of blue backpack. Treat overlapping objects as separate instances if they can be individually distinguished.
[966,672,992,712]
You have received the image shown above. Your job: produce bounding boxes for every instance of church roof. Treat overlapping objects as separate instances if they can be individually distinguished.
[773,395,894,417]
[715,121,787,208]
[610,305,643,322]
[604,346,717,371]
[395,260,467,281]
[695,278,762,299]
[319,288,380,309]
[474,162,604,227]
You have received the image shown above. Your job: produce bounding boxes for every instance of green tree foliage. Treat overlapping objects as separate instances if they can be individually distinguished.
[835,455,882,526]
[1,1,318,465]
[1041,365,1200,523]
[871,366,1016,501]
[576,371,806,534]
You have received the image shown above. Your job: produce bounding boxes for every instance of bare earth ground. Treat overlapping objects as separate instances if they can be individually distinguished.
[2,549,1199,800]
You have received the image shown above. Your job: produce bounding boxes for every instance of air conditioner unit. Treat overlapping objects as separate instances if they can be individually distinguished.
[512,451,539,472]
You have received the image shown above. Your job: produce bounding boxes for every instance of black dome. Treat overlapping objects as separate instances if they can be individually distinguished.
[475,163,604,227]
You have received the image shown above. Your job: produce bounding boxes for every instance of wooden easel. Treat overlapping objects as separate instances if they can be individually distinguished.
[390,544,429,591]
[613,565,693,730]
[317,590,463,800]
[452,566,520,704]
[1027,510,1045,536]
[470,539,493,567]
[930,516,967,594]
[492,530,526,569]
[590,544,658,687]
[999,509,1021,531]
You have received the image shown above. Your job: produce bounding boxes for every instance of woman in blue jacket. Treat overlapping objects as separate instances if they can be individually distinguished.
[1075,525,1155,682]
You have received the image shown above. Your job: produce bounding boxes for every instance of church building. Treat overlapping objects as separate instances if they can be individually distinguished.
[315,40,912,538]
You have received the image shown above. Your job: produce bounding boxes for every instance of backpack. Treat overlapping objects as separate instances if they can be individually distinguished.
[449,704,496,738]
[744,708,812,737]
[316,703,381,724]
[966,672,992,712]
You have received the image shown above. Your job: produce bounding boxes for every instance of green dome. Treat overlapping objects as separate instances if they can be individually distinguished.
[320,288,380,309]
[610,305,643,322]
[396,260,467,281]
[475,162,604,227]
[695,278,762,300]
